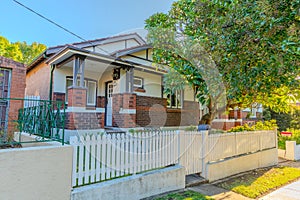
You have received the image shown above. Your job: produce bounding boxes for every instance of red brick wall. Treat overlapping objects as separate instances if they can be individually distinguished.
[67,87,87,107]
[96,96,106,108]
[112,93,136,128]
[136,96,167,127]
[166,101,199,126]
[136,96,199,127]
[26,62,50,100]
[53,92,65,102]
[65,112,103,130]
[0,56,26,133]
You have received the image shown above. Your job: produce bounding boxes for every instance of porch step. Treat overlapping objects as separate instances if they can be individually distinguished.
[104,127,126,134]
[185,174,208,187]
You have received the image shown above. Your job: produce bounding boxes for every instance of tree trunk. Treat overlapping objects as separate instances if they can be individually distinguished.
[199,97,215,125]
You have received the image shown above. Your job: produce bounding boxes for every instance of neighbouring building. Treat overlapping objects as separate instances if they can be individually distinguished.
[0,56,26,134]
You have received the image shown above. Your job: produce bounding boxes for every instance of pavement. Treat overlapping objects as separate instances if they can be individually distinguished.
[185,158,300,200]
[259,158,300,200]
[259,180,300,200]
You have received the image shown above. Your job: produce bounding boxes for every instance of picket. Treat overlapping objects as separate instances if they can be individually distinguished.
[70,130,276,187]
[95,135,101,182]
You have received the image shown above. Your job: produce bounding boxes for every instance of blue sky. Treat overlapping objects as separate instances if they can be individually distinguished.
[1,0,174,47]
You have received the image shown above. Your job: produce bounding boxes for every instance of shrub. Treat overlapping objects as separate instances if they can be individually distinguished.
[278,128,300,149]
[228,120,277,132]
[263,108,300,131]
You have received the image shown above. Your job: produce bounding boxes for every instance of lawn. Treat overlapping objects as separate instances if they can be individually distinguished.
[217,167,300,199]
[154,190,213,200]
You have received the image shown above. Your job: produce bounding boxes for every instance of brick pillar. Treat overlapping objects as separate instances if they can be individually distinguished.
[237,110,243,119]
[235,109,243,126]
[67,87,87,107]
[112,93,136,128]
[96,96,106,128]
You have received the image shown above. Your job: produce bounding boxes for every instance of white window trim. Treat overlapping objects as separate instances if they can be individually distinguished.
[167,90,183,109]
[87,81,97,106]
[133,77,143,88]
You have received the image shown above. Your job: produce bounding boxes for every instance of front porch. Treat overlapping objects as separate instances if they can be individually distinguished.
[48,46,199,132]
[49,47,137,130]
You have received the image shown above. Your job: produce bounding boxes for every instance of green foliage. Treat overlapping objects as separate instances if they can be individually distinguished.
[145,0,300,120]
[227,120,277,132]
[278,128,300,149]
[155,190,213,200]
[264,107,300,131]
[220,167,300,198]
[163,68,188,94]
[0,35,46,64]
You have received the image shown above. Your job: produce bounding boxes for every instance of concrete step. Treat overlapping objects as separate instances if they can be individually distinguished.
[185,174,208,187]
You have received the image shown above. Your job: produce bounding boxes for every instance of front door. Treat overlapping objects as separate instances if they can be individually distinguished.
[105,82,114,126]
[0,68,11,134]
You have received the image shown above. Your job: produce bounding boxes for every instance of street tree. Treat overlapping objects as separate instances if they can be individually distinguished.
[145,0,300,124]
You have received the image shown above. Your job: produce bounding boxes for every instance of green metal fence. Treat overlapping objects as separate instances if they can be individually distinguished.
[0,98,66,146]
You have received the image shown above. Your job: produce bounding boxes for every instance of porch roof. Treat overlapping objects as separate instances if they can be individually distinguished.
[46,46,166,74]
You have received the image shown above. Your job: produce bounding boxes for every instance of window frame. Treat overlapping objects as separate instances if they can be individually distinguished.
[133,76,144,88]
[167,90,183,109]
[86,80,97,106]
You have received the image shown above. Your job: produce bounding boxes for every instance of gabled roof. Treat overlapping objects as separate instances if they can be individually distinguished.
[27,32,147,72]
[112,44,152,58]
[45,32,146,55]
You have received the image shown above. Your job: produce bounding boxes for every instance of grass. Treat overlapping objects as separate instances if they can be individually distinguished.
[154,190,214,200]
[218,167,300,199]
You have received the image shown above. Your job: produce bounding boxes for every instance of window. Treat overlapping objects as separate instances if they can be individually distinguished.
[65,77,97,106]
[167,90,183,108]
[87,81,96,105]
[133,77,143,88]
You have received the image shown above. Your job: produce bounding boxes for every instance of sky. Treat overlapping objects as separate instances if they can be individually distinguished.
[1,0,174,47]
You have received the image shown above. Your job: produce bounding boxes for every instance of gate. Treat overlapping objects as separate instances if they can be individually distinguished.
[0,68,11,138]
[179,131,204,175]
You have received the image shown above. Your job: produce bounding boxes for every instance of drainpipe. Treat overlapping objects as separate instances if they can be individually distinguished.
[49,64,55,101]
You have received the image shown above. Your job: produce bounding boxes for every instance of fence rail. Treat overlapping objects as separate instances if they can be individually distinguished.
[18,98,66,144]
[70,130,277,187]
[0,97,66,145]
[206,130,276,162]
[70,131,178,187]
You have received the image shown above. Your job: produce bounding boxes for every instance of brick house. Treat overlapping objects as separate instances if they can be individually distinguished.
[26,33,199,135]
[0,56,26,134]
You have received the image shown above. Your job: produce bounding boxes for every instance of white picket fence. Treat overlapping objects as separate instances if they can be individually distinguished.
[24,95,40,108]
[205,130,276,162]
[179,131,203,175]
[70,130,277,187]
[70,131,179,187]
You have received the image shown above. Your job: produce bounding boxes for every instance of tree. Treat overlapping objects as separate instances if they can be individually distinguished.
[0,36,23,62]
[145,0,300,124]
[0,35,46,65]
[16,41,47,65]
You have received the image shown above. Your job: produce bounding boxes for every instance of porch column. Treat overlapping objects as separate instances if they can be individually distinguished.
[72,56,86,87]
[69,56,87,108]
[126,67,134,93]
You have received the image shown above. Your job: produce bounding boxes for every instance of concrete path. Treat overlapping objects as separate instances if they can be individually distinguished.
[188,184,252,200]
[259,180,300,200]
